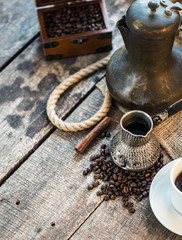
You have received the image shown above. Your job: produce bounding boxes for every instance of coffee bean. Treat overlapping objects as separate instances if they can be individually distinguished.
[105,131,111,137]
[15,199,20,205]
[101,184,107,190]
[130,182,137,188]
[143,191,149,197]
[87,184,93,190]
[100,156,105,161]
[113,174,118,181]
[100,173,104,179]
[122,177,127,183]
[141,181,147,186]
[96,191,102,196]
[95,158,100,164]
[93,181,100,187]
[95,154,100,158]
[128,202,134,207]
[130,172,136,176]
[94,166,99,171]
[155,162,160,168]
[109,180,115,185]
[123,201,128,207]
[122,196,129,202]
[90,162,97,168]
[103,175,108,181]
[87,167,92,173]
[90,155,95,161]
[137,182,142,187]
[101,144,106,149]
[94,169,101,174]
[145,173,150,178]
[128,208,135,214]
[115,182,120,187]
[113,167,119,174]
[100,132,105,138]
[108,191,113,195]
[137,195,143,201]
[105,149,110,155]
[94,174,100,179]
[123,186,129,194]
[66,23,72,27]
[102,188,108,194]
[110,195,116,200]
[101,165,107,171]
[100,149,105,155]
[146,177,151,182]
[118,176,122,182]
[159,157,164,163]
[83,170,88,176]
[109,184,115,190]
[104,195,109,201]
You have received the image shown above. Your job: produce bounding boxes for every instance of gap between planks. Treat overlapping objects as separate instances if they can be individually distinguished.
[67,201,104,240]
[0,33,40,73]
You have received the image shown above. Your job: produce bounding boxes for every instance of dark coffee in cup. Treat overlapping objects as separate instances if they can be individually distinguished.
[175,171,182,192]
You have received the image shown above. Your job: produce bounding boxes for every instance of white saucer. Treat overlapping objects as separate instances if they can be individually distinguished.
[149,160,182,236]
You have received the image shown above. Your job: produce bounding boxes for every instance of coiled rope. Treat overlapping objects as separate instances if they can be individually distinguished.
[46,54,112,131]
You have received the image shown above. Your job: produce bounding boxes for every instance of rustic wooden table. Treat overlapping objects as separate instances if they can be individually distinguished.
[0,0,182,239]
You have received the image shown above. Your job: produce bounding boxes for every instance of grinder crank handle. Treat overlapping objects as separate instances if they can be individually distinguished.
[152,99,182,127]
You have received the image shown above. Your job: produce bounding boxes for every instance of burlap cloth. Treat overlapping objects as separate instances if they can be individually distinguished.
[97,79,182,160]
[153,110,182,160]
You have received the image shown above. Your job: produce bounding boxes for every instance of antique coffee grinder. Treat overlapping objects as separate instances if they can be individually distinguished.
[106,0,182,114]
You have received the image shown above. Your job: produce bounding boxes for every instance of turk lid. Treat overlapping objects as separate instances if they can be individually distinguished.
[125,0,182,39]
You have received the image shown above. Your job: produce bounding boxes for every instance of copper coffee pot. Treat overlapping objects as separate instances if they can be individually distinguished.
[106,0,182,115]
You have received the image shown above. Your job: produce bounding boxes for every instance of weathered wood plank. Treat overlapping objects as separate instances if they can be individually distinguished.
[0,37,108,183]
[0,0,132,184]
[68,150,178,240]
[70,198,177,240]
[0,0,39,69]
[64,147,177,240]
[0,88,177,240]
[0,89,118,240]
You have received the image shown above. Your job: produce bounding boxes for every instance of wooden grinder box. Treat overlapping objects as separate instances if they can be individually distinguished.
[36,0,112,58]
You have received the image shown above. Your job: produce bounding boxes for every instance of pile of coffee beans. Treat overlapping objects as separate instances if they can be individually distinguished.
[83,144,164,214]
[44,4,106,38]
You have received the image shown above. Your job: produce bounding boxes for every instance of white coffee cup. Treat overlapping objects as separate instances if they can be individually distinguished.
[170,158,182,214]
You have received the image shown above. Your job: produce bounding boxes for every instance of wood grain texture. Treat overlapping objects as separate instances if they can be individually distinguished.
[0,0,39,69]
[1,0,182,239]
[70,198,176,240]
[0,0,132,185]
[0,89,119,240]
[0,89,177,240]
[0,37,107,182]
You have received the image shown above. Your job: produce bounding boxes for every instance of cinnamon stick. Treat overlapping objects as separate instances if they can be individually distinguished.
[75,116,112,153]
